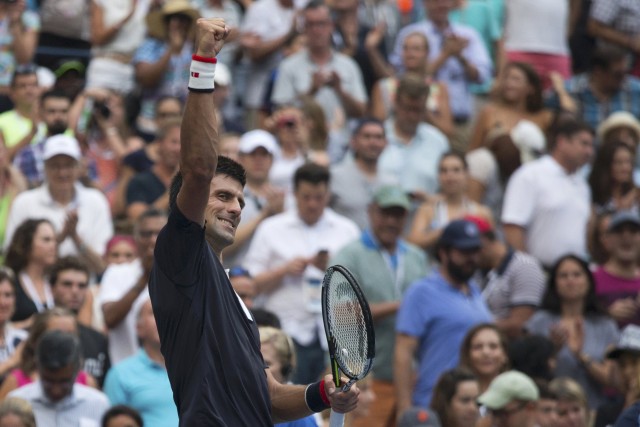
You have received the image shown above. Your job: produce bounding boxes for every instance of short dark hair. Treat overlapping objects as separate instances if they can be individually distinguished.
[547,113,593,151]
[36,330,81,372]
[49,256,90,288]
[40,88,71,107]
[169,156,246,214]
[304,0,327,13]
[591,45,628,71]
[102,405,144,427]
[293,163,330,190]
[352,117,384,137]
[134,208,168,237]
[10,64,37,87]
[541,254,604,315]
[508,334,555,381]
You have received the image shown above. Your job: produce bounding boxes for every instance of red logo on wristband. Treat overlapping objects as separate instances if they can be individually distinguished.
[191,72,200,78]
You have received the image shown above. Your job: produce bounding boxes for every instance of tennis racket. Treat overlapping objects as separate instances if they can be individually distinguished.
[321,265,375,427]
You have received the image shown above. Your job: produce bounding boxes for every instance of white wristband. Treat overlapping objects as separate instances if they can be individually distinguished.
[188,55,217,92]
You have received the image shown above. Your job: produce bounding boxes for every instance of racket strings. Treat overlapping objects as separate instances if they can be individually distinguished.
[327,276,369,378]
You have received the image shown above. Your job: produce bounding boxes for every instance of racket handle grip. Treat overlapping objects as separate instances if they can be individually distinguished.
[329,410,345,427]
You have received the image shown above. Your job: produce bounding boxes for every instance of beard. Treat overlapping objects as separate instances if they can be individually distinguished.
[446,259,477,284]
[47,121,68,136]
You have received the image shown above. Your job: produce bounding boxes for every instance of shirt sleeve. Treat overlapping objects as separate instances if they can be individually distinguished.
[103,368,128,405]
[507,256,546,307]
[133,39,164,64]
[501,166,535,227]
[126,174,151,205]
[396,283,430,337]
[98,265,129,305]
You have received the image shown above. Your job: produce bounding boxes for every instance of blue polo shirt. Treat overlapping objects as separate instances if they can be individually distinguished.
[104,349,178,427]
[396,270,492,406]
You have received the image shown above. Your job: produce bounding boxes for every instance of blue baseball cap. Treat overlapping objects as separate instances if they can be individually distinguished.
[439,219,482,250]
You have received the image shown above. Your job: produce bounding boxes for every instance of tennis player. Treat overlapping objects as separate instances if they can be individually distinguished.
[148,18,360,426]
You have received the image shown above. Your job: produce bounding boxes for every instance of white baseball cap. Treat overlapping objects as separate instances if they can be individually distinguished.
[238,130,279,155]
[43,134,81,161]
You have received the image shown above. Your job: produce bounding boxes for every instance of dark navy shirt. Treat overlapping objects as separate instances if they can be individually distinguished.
[149,207,272,426]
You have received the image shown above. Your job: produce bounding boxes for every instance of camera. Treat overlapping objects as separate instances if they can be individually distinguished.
[93,101,111,119]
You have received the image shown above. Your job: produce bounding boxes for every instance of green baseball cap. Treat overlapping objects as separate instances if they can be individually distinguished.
[477,371,539,409]
[372,185,411,210]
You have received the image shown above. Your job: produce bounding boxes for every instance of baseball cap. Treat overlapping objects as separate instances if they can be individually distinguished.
[43,134,81,161]
[238,130,279,155]
[477,371,539,410]
[398,407,441,427]
[607,210,640,232]
[372,185,411,210]
[54,59,86,78]
[607,325,640,359]
[463,215,493,234]
[439,219,482,250]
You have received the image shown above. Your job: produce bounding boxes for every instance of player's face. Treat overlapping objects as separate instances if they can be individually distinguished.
[205,174,244,253]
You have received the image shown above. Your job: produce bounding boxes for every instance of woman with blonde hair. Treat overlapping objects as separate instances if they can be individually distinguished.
[549,377,591,427]
[0,397,35,427]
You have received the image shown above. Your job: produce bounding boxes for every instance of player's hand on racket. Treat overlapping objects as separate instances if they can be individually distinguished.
[195,18,229,57]
[323,374,360,414]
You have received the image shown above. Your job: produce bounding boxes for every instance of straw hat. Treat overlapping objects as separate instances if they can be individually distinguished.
[597,111,640,141]
[146,0,200,40]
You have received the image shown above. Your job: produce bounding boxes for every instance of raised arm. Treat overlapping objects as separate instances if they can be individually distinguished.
[177,19,229,225]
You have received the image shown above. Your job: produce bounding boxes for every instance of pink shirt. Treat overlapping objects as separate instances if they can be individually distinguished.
[593,266,640,327]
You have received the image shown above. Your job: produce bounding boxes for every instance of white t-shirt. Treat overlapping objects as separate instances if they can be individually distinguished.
[504,0,570,55]
[92,0,151,56]
[501,156,591,267]
[98,258,149,364]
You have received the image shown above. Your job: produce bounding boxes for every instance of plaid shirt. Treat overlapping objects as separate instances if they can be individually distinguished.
[591,0,640,36]
[546,73,640,132]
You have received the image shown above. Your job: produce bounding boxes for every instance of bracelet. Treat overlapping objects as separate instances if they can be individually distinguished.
[304,379,331,412]
[188,55,217,93]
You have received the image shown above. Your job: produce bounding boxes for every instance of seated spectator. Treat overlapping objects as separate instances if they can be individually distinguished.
[407,152,492,252]
[258,326,319,427]
[101,405,143,427]
[549,377,591,427]
[4,135,113,275]
[13,89,71,188]
[329,118,388,230]
[0,308,98,400]
[8,330,110,426]
[271,0,367,153]
[330,185,428,426]
[72,88,144,207]
[125,118,181,221]
[430,367,480,427]
[548,46,640,137]
[50,256,110,387]
[104,299,178,427]
[223,129,284,269]
[536,380,560,427]
[0,66,43,156]
[593,211,640,327]
[458,323,509,394]
[378,74,450,204]
[477,370,540,427]
[395,219,492,412]
[502,116,593,269]
[133,0,198,136]
[99,209,166,364]
[0,1,39,112]
[371,31,453,137]
[527,254,620,409]
[0,397,35,427]
[0,268,27,378]
[113,95,183,217]
[589,142,639,214]
[469,215,546,338]
[86,0,150,94]
[103,235,136,267]
[596,325,640,427]
[4,219,57,325]
[469,62,553,153]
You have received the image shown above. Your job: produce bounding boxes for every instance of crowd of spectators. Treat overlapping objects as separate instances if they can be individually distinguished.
[0,0,639,426]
